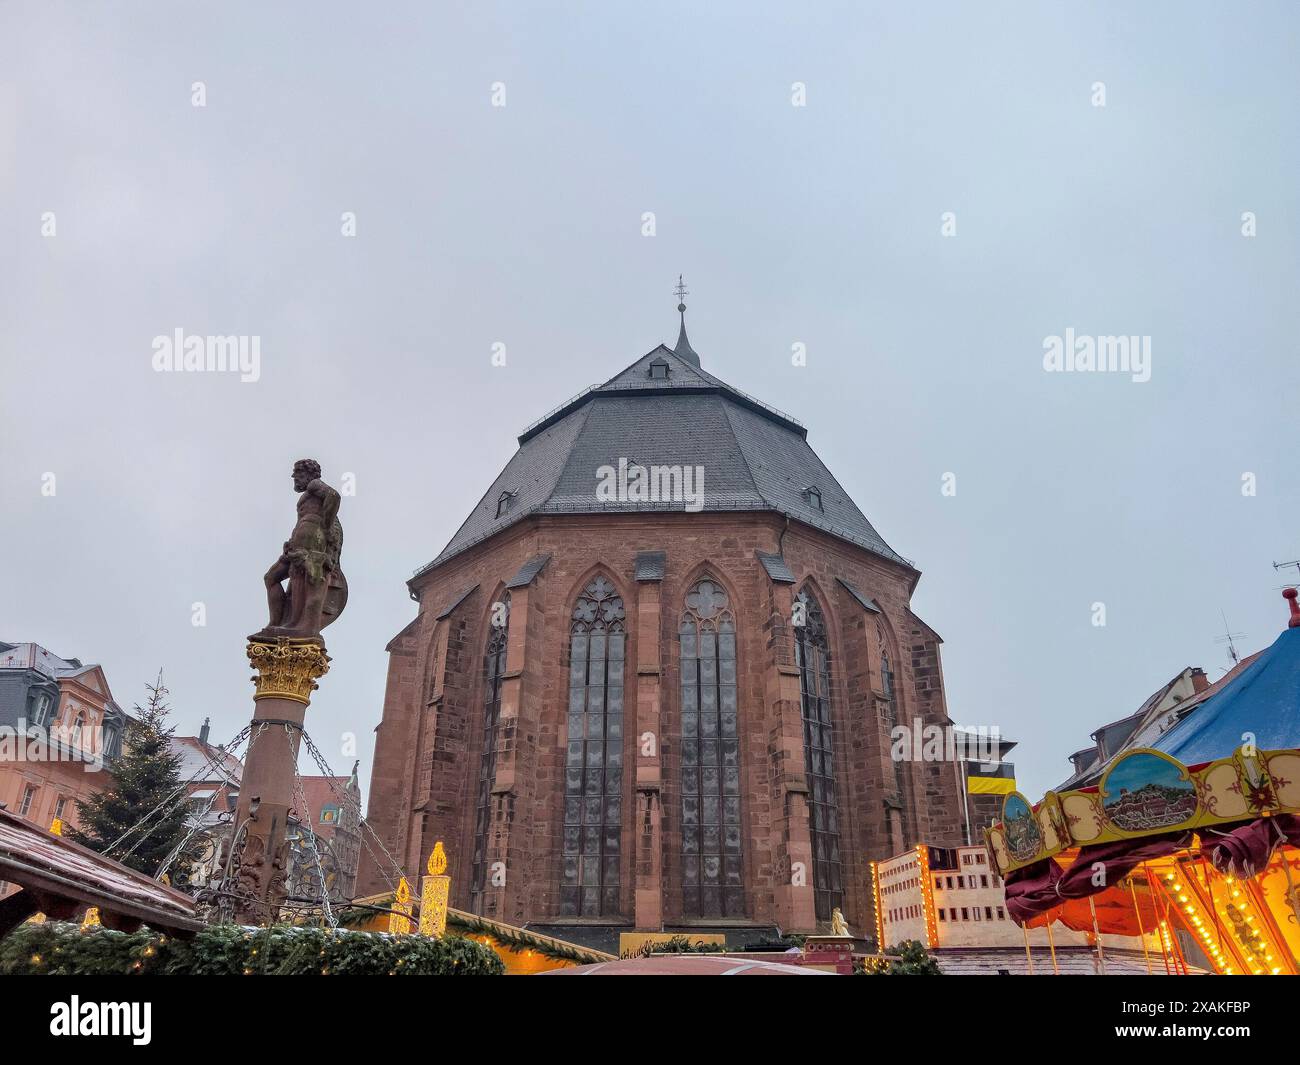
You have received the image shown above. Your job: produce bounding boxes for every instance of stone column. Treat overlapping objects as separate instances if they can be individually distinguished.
[483,584,533,922]
[634,576,663,928]
[765,582,817,931]
[226,636,330,924]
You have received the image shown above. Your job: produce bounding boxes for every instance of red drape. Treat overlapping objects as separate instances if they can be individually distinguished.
[1005,830,1192,925]
[1205,813,1300,877]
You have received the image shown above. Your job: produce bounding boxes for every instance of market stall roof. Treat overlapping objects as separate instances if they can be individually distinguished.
[1154,625,1300,764]
[0,809,203,938]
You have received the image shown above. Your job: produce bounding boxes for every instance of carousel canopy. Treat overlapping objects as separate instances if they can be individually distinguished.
[1154,625,1300,764]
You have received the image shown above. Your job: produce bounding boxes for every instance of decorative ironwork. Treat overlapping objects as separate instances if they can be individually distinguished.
[560,575,625,917]
[470,595,510,912]
[795,588,843,920]
[679,577,745,918]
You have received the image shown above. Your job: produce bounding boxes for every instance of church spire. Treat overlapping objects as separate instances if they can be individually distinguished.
[672,274,700,367]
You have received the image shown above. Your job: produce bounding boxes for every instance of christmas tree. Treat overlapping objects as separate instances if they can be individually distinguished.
[68,672,197,883]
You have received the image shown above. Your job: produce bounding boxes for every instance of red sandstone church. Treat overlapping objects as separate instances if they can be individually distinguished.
[359,304,967,949]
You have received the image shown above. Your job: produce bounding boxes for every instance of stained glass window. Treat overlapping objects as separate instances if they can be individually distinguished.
[795,588,843,920]
[560,575,625,917]
[470,594,509,913]
[680,578,744,917]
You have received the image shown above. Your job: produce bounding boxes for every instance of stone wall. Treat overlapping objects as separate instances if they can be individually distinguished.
[357,512,966,938]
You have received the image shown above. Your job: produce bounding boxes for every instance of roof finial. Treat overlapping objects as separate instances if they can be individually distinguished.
[672,274,700,367]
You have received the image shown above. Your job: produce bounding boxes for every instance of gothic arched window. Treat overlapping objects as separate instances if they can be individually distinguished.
[679,577,744,917]
[561,575,626,917]
[470,594,510,913]
[794,588,843,920]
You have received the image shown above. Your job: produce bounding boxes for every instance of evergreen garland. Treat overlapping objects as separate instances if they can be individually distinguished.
[67,674,198,883]
[1,922,505,976]
[450,913,608,964]
[337,896,608,965]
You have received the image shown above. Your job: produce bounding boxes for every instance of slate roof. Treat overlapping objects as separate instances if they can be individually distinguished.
[506,553,551,589]
[634,551,667,581]
[836,576,882,613]
[0,642,85,679]
[417,342,908,575]
[756,552,796,584]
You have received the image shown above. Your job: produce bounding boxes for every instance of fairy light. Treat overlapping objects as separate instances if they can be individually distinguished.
[915,845,938,949]
[870,860,886,949]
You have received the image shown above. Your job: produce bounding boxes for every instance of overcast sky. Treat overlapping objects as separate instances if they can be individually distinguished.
[2,2,1297,808]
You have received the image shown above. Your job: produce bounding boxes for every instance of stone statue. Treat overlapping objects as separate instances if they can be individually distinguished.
[830,907,852,938]
[259,459,348,639]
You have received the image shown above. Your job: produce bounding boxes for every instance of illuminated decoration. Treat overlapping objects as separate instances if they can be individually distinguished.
[420,842,450,937]
[915,845,938,949]
[869,860,885,949]
[80,907,101,931]
[389,876,413,934]
[1146,856,1298,976]
[48,818,63,836]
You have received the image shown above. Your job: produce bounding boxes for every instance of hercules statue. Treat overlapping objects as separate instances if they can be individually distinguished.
[259,459,348,639]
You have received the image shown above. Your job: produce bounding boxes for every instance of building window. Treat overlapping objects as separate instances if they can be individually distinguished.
[561,576,625,917]
[648,357,670,379]
[680,577,744,918]
[28,690,51,727]
[794,587,843,921]
[103,724,120,760]
[495,491,514,518]
[470,594,510,913]
[19,785,38,818]
[54,796,67,820]
[803,486,823,511]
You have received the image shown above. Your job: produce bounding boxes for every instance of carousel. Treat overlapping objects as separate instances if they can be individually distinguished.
[985,589,1300,975]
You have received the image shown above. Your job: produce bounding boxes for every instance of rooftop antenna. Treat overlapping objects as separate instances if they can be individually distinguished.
[1272,558,1300,589]
[1214,610,1245,669]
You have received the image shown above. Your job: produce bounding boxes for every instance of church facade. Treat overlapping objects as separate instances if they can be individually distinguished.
[359,313,966,947]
